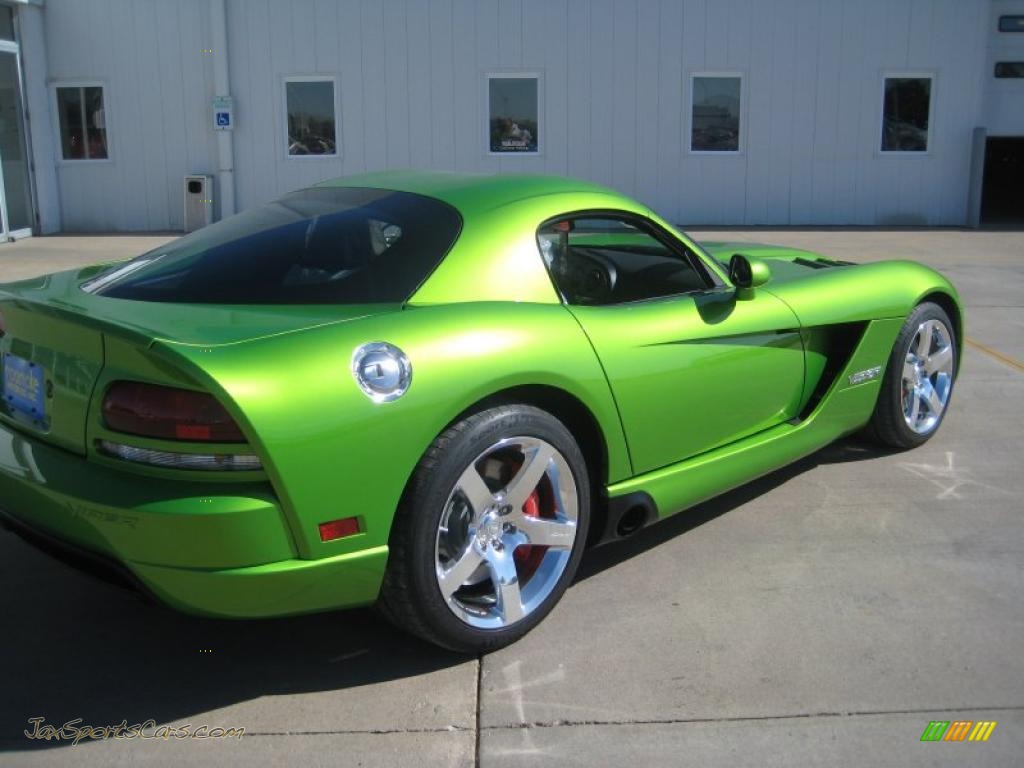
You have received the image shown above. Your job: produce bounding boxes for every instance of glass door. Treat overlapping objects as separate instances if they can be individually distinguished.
[0,46,33,239]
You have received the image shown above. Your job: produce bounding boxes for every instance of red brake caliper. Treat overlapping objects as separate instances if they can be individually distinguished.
[514,489,549,582]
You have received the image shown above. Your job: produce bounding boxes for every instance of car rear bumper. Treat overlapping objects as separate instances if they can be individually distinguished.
[0,422,387,617]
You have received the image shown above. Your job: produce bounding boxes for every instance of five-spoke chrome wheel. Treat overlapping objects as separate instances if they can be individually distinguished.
[434,436,578,629]
[901,318,954,435]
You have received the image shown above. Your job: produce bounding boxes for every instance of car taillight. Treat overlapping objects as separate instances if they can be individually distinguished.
[102,381,246,442]
[98,440,261,472]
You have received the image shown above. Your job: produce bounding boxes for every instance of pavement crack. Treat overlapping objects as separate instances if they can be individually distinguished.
[485,704,1024,731]
[474,654,483,768]
[243,725,474,738]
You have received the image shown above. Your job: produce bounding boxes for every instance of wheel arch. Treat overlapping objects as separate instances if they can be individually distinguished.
[918,290,963,373]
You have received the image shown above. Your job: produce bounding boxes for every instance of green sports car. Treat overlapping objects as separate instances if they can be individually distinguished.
[0,172,960,652]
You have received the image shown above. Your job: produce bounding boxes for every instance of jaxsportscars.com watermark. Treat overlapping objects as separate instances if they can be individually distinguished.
[24,717,244,746]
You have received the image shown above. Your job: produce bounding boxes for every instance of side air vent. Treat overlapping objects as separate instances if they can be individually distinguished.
[794,322,870,422]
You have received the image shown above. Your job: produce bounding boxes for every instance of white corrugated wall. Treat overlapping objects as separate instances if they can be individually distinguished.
[39,0,996,230]
[42,0,216,231]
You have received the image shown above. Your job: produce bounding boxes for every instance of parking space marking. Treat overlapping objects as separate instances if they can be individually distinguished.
[897,451,1006,500]
[966,337,1024,373]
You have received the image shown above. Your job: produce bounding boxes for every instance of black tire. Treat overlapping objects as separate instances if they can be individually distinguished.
[867,301,957,450]
[377,404,590,653]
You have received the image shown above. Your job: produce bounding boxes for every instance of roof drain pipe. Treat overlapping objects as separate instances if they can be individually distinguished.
[210,0,235,219]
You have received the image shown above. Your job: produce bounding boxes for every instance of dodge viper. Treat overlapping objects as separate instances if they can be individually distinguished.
[0,172,961,652]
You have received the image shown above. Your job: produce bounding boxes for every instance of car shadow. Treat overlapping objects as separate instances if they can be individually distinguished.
[0,436,890,751]
[577,435,892,582]
[0,554,465,751]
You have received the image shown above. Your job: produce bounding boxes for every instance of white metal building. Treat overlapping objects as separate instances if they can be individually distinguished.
[0,0,1020,240]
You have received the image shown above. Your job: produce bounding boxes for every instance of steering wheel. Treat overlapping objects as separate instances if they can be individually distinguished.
[562,248,617,304]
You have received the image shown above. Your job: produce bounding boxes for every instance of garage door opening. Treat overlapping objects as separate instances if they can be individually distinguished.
[980,137,1024,225]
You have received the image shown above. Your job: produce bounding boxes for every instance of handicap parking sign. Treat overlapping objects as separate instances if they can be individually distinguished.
[212,96,234,131]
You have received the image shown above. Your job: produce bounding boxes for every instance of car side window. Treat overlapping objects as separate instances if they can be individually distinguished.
[537,216,711,305]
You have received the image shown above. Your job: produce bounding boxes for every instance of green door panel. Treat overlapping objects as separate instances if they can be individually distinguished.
[608,317,906,519]
[571,288,805,473]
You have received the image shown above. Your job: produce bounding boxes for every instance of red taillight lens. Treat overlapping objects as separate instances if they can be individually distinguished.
[102,381,246,443]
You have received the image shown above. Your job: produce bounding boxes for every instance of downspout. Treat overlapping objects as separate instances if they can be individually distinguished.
[965,126,985,229]
[210,0,234,219]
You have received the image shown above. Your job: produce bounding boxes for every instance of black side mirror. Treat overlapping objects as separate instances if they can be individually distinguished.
[728,253,771,299]
[728,253,752,287]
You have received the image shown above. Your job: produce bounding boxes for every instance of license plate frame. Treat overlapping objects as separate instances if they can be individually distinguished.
[2,352,46,424]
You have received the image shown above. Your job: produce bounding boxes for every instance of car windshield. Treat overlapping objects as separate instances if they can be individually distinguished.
[82,186,461,304]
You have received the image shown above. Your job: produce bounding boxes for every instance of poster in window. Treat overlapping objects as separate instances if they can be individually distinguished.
[691,77,741,152]
[286,80,337,156]
[489,76,539,153]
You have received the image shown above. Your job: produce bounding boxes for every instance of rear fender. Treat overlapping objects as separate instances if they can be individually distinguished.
[151,302,629,560]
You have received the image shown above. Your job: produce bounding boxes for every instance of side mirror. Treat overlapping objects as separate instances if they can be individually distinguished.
[728,253,771,299]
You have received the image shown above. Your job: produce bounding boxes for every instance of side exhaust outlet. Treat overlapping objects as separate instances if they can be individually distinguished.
[594,491,656,546]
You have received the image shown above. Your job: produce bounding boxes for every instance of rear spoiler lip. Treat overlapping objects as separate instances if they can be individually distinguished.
[148,312,378,350]
[0,289,390,350]
[0,291,155,348]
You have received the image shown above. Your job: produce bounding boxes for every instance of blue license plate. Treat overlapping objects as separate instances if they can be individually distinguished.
[2,353,46,422]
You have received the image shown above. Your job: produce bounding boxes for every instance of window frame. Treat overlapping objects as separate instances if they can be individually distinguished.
[878,71,935,156]
[50,80,112,164]
[535,209,724,308]
[281,74,342,161]
[484,71,544,157]
[687,71,746,156]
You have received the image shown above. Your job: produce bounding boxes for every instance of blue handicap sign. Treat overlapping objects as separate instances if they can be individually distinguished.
[216,111,231,127]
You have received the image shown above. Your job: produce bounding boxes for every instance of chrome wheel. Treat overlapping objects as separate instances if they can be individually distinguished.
[434,436,579,629]
[901,318,954,434]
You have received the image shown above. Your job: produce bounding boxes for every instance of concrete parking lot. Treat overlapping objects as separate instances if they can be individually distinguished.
[1,229,1021,767]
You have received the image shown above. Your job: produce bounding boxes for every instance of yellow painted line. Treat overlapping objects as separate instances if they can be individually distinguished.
[967,337,1024,373]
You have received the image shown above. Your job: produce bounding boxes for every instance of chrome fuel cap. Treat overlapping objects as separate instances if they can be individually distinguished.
[352,342,412,402]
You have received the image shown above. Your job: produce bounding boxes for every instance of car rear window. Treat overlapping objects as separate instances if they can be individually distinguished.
[83,186,461,304]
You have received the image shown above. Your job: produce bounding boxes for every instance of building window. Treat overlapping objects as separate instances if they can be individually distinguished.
[55,85,108,160]
[994,62,1024,78]
[284,77,338,157]
[487,74,540,154]
[998,15,1024,32]
[690,74,742,153]
[881,76,932,153]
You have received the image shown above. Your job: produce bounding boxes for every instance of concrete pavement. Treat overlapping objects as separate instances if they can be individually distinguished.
[1,229,1022,766]
[0,234,177,283]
